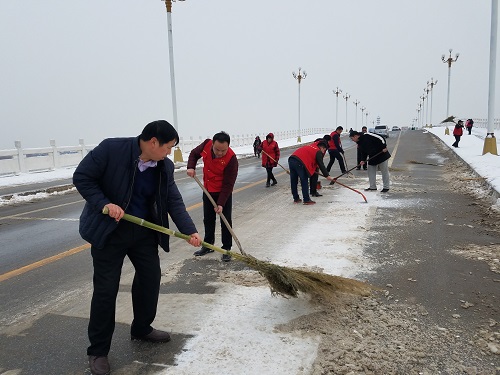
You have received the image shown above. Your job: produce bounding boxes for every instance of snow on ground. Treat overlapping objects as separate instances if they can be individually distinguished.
[2,128,499,373]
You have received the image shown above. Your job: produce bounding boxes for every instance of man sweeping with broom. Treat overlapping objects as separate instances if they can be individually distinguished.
[288,140,335,205]
[187,131,239,262]
[73,120,202,375]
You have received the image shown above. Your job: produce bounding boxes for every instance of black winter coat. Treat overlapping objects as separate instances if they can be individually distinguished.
[356,133,391,165]
[73,136,197,250]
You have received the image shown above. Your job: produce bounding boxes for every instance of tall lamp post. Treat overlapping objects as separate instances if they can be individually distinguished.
[442,48,459,134]
[353,100,360,130]
[162,0,185,162]
[428,78,438,127]
[333,87,342,127]
[343,93,350,128]
[365,112,369,128]
[420,95,426,128]
[292,67,307,143]
[424,85,430,127]
[360,106,366,128]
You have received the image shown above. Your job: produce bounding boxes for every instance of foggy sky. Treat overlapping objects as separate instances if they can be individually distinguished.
[0,0,498,149]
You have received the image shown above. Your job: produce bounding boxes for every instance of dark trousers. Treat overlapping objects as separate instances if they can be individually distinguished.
[467,127,472,135]
[203,192,232,250]
[288,157,311,202]
[326,149,346,173]
[87,221,160,356]
[452,135,461,147]
[309,172,319,194]
[266,167,276,184]
[357,148,367,169]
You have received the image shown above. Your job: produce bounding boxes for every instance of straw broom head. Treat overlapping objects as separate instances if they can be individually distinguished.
[103,209,377,300]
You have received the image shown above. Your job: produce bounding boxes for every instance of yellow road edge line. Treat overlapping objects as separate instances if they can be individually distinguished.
[0,243,90,282]
[0,175,274,282]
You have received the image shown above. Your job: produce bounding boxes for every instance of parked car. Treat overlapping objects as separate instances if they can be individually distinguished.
[391,126,401,131]
[373,125,389,138]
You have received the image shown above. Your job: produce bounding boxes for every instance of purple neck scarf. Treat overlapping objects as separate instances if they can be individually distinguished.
[138,159,157,172]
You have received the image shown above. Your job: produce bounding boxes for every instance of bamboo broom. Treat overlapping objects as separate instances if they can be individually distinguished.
[102,208,376,299]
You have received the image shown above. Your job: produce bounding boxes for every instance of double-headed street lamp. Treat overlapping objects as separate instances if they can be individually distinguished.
[442,49,459,125]
[292,67,307,143]
[424,85,430,127]
[343,93,350,129]
[161,0,185,162]
[427,78,438,127]
[333,87,342,127]
[352,100,360,130]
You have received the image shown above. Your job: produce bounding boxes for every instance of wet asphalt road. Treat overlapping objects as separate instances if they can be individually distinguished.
[0,130,499,373]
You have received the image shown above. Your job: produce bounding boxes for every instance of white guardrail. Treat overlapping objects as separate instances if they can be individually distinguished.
[0,128,330,176]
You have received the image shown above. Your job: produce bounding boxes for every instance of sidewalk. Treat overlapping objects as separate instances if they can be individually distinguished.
[426,125,500,201]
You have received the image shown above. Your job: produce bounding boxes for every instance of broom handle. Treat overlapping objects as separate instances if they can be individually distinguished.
[101,207,244,260]
[260,150,290,174]
[332,150,383,180]
[192,175,247,256]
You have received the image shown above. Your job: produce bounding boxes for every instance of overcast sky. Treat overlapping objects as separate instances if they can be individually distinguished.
[1,1,498,149]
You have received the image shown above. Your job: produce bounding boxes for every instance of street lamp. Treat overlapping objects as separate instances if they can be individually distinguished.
[343,93,350,128]
[420,95,426,128]
[360,106,366,128]
[427,78,438,127]
[352,100,360,130]
[292,67,307,143]
[365,112,369,128]
[333,87,342,127]
[161,0,185,162]
[424,85,430,127]
[442,48,459,134]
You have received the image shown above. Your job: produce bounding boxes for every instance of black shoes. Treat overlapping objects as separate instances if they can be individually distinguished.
[131,328,171,343]
[221,254,232,262]
[194,247,214,256]
[310,192,322,197]
[271,180,277,186]
[265,183,270,188]
[364,188,377,191]
[88,356,110,375]
[381,188,389,193]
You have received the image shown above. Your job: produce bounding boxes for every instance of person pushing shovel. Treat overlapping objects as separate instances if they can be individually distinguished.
[288,140,335,205]
[349,130,391,192]
[187,131,239,262]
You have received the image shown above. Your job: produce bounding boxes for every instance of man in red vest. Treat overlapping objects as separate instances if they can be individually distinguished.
[327,126,347,174]
[187,132,238,262]
[288,140,335,205]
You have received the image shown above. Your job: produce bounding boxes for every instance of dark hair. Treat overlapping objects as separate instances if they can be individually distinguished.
[213,131,231,145]
[140,120,179,146]
[336,126,343,131]
[323,134,332,141]
[317,140,328,149]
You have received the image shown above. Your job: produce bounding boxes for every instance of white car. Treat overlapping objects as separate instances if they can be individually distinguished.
[392,126,401,131]
[374,125,389,138]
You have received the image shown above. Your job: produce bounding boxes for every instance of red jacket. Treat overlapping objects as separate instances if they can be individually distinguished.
[187,139,238,206]
[453,124,463,136]
[328,131,343,152]
[261,136,280,168]
[291,144,326,176]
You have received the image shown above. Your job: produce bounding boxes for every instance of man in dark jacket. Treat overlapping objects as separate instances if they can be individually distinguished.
[349,130,391,192]
[187,131,238,262]
[73,120,201,375]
